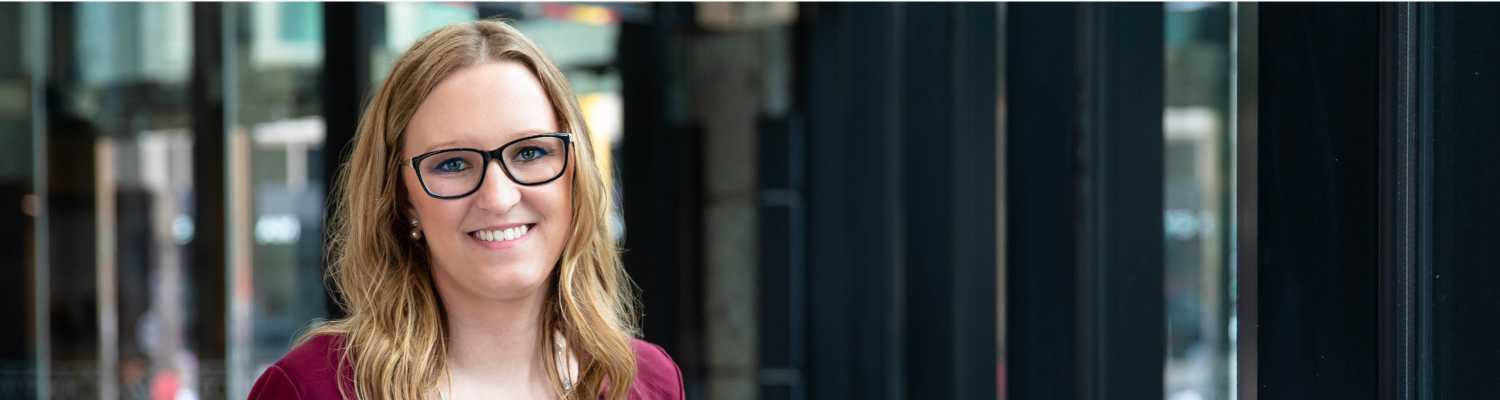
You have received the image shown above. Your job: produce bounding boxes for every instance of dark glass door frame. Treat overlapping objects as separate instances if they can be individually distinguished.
[1242,3,1466,400]
[190,4,228,398]
[1245,3,1419,399]
[791,3,999,399]
[1377,3,1426,400]
[617,3,705,397]
[1006,3,1164,400]
[1234,4,1258,400]
[321,2,383,322]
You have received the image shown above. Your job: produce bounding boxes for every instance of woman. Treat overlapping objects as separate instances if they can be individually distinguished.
[248,20,682,400]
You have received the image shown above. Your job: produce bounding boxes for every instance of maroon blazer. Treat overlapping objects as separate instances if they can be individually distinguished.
[247,335,684,400]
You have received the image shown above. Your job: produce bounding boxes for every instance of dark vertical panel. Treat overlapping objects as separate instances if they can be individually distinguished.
[1421,4,1500,399]
[321,2,379,321]
[802,5,913,399]
[617,3,702,396]
[1007,4,1164,399]
[1005,4,1077,399]
[1412,4,1436,395]
[758,115,806,400]
[797,3,1000,399]
[1077,4,1164,399]
[189,4,227,378]
[802,3,852,399]
[903,3,999,400]
[1234,4,1260,399]
[903,4,955,400]
[948,4,1000,399]
[1378,4,1418,400]
[0,1,34,366]
[845,5,905,400]
[188,4,229,399]
[0,3,40,398]
[1257,3,1379,399]
[46,0,102,369]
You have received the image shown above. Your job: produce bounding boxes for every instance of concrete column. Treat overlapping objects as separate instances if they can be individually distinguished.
[688,4,797,398]
[691,31,762,400]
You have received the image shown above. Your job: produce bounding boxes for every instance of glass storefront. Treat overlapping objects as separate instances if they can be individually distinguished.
[16,2,1495,400]
[1419,3,1500,398]
[227,3,328,398]
[0,2,40,398]
[1164,3,1235,400]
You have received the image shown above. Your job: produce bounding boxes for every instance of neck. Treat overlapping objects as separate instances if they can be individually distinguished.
[438,279,551,389]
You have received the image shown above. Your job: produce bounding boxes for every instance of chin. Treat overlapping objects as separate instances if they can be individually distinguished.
[463,261,554,300]
[429,237,560,301]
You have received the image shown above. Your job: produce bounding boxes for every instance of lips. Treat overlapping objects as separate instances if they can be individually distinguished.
[468,224,533,242]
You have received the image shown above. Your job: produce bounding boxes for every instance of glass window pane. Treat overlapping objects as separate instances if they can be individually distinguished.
[1164,3,1235,400]
[227,2,328,396]
[0,3,39,398]
[1419,3,1500,399]
[47,3,199,398]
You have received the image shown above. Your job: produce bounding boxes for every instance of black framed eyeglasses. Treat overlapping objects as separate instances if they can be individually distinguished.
[404,133,571,199]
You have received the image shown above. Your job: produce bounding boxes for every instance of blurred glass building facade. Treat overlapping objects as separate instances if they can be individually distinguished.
[6,2,1498,400]
[1163,3,1233,400]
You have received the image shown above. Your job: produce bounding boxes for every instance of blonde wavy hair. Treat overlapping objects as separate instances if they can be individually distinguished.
[302,19,639,400]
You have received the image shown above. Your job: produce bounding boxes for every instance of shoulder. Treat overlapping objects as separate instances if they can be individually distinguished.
[628,339,685,400]
[248,334,350,400]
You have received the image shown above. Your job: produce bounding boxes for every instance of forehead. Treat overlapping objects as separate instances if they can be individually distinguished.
[404,61,561,155]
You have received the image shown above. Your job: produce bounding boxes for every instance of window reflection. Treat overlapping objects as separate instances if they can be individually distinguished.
[1164,3,1235,400]
[0,2,39,399]
[43,3,201,399]
[1419,3,1500,398]
[226,3,328,398]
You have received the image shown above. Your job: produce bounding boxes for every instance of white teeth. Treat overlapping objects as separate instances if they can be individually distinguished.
[474,225,530,242]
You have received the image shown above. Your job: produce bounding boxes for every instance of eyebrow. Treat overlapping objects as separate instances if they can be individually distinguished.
[420,140,464,155]
[418,129,561,154]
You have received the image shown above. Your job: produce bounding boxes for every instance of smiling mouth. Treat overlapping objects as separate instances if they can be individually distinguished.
[468,224,535,242]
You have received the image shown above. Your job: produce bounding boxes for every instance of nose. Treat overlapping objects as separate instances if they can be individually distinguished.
[473,160,522,213]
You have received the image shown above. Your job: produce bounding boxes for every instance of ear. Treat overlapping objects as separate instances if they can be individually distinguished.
[396,172,420,223]
[401,189,420,224]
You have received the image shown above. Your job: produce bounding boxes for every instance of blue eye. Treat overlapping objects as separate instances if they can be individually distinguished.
[432,157,471,173]
[515,147,549,162]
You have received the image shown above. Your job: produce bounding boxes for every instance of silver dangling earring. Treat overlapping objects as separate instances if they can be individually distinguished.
[409,218,423,240]
[558,339,571,392]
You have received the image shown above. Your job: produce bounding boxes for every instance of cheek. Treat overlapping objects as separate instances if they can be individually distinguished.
[536,185,572,227]
[535,178,574,240]
[405,173,463,233]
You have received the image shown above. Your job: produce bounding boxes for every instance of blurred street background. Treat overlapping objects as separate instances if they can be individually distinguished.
[1,2,1270,400]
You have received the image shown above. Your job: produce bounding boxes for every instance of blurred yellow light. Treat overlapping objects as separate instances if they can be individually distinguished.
[578,92,617,187]
[568,5,615,26]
